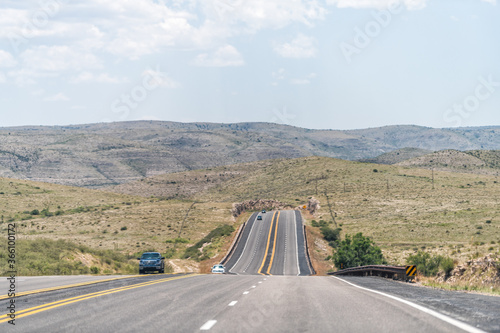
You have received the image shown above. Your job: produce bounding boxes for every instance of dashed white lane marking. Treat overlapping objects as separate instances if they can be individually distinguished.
[243,291,249,295]
[251,285,256,288]
[333,277,486,333]
[228,301,238,306]
[258,281,262,284]
[200,320,217,330]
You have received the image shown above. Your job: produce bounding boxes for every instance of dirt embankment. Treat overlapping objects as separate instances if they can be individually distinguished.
[438,254,500,286]
[231,199,295,217]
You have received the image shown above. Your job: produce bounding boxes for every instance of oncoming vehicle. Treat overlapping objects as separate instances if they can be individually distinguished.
[138,252,165,274]
[257,215,262,220]
[262,210,266,213]
[211,264,225,274]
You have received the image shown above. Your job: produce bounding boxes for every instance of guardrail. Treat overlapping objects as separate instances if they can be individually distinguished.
[328,265,415,281]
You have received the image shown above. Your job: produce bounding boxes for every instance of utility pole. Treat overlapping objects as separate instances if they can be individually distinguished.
[324,190,338,228]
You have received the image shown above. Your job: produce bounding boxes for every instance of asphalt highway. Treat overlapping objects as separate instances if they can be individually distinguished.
[225,210,312,276]
[2,210,498,332]
[2,274,497,332]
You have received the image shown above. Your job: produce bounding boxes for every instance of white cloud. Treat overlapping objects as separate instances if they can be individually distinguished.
[290,78,310,85]
[194,45,244,67]
[142,67,180,88]
[272,68,286,80]
[326,0,428,10]
[274,34,317,58]
[71,72,126,84]
[202,0,326,30]
[0,72,5,83]
[481,0,496,4]
[21,46,102,72]
[44,93,69,102]
[7,68,57,87]
[0,50,17,67]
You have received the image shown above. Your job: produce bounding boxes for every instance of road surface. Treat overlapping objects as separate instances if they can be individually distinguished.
[1,274,498,332]
[225,210,312,276]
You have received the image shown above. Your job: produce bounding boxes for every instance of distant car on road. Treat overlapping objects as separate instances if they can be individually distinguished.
[262,210,266,213]
[138,252,165,274]
[211,264,225,274]
[257,215,263,220]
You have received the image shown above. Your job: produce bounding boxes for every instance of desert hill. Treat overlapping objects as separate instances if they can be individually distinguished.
[0,121,499,187]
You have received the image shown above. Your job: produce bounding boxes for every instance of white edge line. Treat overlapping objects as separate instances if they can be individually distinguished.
[228,301,238,306]
[332,277,486,333]
[200,320,217,330]
[243,291,249,294]
[293,211,300,276]
[228,214,258,274]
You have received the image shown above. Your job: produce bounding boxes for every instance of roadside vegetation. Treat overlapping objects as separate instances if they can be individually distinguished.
[0,238,139,276]
[1,155,499,280]
[407,251,455,277]
[332,233,386,269]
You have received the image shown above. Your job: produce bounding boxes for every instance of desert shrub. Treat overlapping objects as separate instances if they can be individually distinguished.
[332,233,386,269]
[407,251,453,277]
[183,224,235,261]
[440,257,455,277]
[320,226,342,248]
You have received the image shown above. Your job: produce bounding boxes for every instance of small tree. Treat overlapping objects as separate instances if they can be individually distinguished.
[320,226,342,248]
[407,251,453,277]
[333,233,386,269]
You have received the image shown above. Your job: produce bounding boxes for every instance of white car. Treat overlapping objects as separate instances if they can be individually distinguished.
[211,264,225,274]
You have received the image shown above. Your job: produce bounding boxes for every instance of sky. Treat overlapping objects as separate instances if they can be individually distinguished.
[0,0,499,130]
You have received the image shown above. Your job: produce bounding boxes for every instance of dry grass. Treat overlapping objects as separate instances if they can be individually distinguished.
[1,156,499,275]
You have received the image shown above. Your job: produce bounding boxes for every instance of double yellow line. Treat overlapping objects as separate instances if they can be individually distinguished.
[0,274,198,323]
[258,211,280,275]
[0,275,142,301]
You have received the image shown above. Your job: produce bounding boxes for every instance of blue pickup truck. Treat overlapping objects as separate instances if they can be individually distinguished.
[138,252,165,274]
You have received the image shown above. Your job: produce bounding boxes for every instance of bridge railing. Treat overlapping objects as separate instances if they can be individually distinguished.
[328,265,414,281]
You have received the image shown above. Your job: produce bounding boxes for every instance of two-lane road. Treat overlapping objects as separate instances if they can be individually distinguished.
[2,274,498,332]
[225,210,312,276]
[2,210,499,332]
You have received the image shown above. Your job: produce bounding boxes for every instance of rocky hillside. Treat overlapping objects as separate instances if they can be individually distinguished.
[359,147,432,165]
[396,150,500,176]
[0,121,499,187]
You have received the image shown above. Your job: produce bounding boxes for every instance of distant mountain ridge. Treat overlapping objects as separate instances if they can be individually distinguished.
[0,121,499,187]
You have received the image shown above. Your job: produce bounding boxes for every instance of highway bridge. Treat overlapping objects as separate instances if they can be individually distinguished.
[1,210,499,332]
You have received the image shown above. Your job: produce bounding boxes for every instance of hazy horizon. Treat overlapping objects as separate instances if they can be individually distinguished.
[1,0,499,130]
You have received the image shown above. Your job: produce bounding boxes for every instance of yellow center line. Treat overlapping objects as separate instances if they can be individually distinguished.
[0,275,146,300]
[0,274,198,323]
[266,211,280,275]
[258,211,277,275]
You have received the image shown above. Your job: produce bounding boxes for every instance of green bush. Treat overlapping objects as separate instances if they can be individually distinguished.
[183,224,235,261]
[407,251,454,277]
[166,237,189,244]
[440,257,455,277]
[90,266,100,274]
[332,233,386,269]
